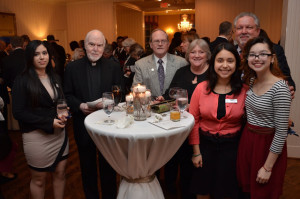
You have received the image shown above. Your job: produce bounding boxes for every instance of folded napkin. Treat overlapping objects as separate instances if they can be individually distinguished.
[151,114,163,123]
[115,115,134,129]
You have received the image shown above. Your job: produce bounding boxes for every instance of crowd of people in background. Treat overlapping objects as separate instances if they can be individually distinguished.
[0,11,295,199]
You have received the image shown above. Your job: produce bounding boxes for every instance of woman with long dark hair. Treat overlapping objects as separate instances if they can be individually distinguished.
[189,42,247,199]
[237,37,291,199]
[12,40,69,199]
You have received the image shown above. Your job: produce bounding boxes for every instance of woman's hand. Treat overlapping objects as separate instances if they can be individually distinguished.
[256,167,272,184]
[289,85,295,100]
[57,107,69,124]
[53,118,66,129]
[192,155,203,168]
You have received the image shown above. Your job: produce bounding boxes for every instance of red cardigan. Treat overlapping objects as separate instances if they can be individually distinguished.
[189,81,248,145]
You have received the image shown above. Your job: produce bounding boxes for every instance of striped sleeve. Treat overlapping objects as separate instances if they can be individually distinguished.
[270,82,291,154]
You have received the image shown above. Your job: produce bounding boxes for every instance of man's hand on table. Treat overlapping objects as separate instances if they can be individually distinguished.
[80,103,98,115]
[152,96,165,104]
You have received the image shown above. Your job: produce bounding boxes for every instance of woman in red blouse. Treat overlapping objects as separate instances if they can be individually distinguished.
[189,42,247,199]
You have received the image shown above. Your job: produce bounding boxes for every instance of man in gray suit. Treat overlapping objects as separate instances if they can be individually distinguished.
[133,29,188,98]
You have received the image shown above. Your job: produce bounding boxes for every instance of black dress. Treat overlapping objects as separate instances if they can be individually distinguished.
[164,65,208,199]
[164,65,208,102]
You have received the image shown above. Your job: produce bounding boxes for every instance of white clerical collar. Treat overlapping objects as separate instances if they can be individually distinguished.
[218,35,228,40]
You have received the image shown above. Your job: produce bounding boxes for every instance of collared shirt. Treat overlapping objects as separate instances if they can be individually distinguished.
[237,46,242,55]
[154,54,167,74]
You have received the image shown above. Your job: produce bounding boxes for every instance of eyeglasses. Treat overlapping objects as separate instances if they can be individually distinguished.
[235,26,256,32]
[248,53,272,60]
[87,42,104,49]
[152,40,168,45]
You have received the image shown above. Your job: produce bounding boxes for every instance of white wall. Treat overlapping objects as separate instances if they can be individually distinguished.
[281,0,300,158]
[0,0,68,49]
[115,4,144,47]
[66,0,115,53]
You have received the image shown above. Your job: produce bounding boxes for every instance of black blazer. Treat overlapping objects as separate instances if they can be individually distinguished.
[273,44,295,90]
[12,74,63,134]
[64,56,122,146]
[209,37,228,52]
[64,56,122,114]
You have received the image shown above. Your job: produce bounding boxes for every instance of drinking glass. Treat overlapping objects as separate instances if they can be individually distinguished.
[170,106,180,122]
[169,87,181,100]
[102,92,115,124]
[57,99,69,118]
[176,89,188,115]
[112,85,122,106]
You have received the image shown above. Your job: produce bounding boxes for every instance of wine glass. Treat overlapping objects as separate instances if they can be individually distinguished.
[112,85,122,106]
[169,87,181,100]
[102,92,115,124]
[57,99,69,119]
[176,89,188,116]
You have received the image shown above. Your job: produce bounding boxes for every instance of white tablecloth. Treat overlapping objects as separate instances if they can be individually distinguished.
[84,110,195,199]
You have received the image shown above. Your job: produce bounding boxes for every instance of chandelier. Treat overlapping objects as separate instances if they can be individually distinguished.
[178,14,193,32]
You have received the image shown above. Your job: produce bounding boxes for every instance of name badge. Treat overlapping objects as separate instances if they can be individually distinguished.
[225,99,237,103]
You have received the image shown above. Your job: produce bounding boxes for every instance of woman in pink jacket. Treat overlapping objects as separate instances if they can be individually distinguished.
[189,42,247,199]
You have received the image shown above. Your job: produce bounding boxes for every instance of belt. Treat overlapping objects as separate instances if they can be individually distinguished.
[247,124,275,135]
[122,175,155,183]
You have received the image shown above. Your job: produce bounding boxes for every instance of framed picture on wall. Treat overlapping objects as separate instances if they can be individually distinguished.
[0,12,17,37]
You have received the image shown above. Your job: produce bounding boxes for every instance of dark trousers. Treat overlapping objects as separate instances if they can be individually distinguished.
[0,104,8,133]
[164,139,196,199]
[73,117,117,199]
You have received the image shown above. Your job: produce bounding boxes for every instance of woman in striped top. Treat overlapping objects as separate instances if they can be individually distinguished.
[237,37,291,199]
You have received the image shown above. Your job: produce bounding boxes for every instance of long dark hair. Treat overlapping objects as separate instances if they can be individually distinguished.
[206,42,243,95]
[241,36,284,85]
[24,40,61,106]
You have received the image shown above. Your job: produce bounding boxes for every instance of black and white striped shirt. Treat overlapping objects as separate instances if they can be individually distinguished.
[246,80,291,154]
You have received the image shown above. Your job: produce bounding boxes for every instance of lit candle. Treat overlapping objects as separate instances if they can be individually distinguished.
[126,93,133,102]
[145,90,151,98]
[133,84,146,92]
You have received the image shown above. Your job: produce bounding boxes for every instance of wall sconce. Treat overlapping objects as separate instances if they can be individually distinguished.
[166,28,174,35]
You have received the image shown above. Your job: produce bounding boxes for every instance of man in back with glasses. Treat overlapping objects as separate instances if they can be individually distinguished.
[234,12,295,92]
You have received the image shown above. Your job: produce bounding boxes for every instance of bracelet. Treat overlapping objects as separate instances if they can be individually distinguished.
[263,166,272,172]
[192,153,201,157]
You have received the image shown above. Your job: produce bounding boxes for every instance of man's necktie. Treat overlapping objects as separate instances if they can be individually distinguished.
[157,59,165,95]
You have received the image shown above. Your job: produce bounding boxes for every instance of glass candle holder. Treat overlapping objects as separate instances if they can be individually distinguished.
[126,93,134,115]
[133,84,147,121]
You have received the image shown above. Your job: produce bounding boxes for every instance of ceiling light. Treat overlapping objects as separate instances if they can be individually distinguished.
[178,14,193,32]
